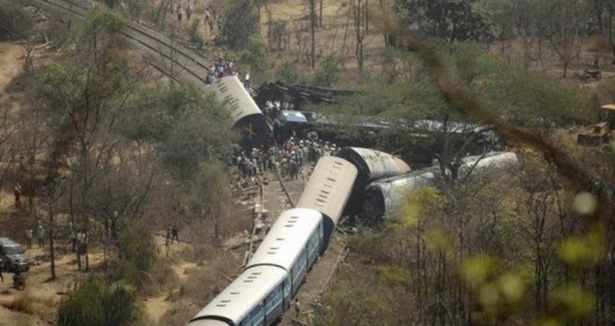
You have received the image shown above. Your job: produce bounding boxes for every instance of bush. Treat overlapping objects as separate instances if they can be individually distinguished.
[0,1,34,41]
[57,278,138,326]
[219,0,260,49]
[239,34,268,73]
[188,19,204,50]
[275,61,300,84]
[313,53,342,87]
[108,221,157,288]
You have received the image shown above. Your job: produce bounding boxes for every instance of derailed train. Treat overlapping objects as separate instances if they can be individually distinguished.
[212,76,273,149]
[188,147,410,326]
[360,151,521,222]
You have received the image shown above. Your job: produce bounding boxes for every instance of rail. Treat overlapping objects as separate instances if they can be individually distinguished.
[22,0,212,84]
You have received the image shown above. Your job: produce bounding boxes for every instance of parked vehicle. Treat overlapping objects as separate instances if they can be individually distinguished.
[574,68,602,82]
[0,237,31,272]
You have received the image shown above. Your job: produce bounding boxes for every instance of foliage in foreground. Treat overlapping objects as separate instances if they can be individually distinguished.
[0,1,34,41]
[57,278,140,326]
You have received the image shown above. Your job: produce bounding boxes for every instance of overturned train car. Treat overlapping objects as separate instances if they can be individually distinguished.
[360,151,520,223]
[212,76,272,149]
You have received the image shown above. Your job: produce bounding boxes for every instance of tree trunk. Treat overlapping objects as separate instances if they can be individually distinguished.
[49,199,56,279]
[310,0,316,68]
[319,0,323,27]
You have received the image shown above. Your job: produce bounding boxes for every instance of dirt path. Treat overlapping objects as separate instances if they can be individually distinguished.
[0,42,23,91]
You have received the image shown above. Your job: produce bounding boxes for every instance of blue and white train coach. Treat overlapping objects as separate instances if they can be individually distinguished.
[188,157,358,326]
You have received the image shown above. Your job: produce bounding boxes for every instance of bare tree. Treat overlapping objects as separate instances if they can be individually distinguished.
[541,0,587,77]
[351,0,369,71]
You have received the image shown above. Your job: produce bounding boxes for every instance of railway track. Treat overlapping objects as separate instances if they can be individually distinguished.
[22,0,212,84]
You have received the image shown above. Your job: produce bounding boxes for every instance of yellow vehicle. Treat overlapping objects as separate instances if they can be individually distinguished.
[598,104,615,126]
[577,104,615,145]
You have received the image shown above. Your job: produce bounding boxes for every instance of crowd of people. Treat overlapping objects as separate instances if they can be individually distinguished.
[204,57,252,92]
[262,98,297,121]
[233,136,339,183]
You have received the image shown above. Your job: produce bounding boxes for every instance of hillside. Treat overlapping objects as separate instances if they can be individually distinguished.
[1,0,615,325]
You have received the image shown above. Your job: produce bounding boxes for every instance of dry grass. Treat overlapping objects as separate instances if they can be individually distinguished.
[178,250,241,304]
[156,299,200,326]
[3,291,56,323]
[4,294,35,314]
[141,257,181,297]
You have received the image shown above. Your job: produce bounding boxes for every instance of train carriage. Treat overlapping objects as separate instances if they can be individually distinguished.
[188,265,287,326]
[212,76,272,149]
[359,152,520,222]
[296,156,358,244]
[336,147,411,190]
[246,208,324,296]
[361,168,438,222]
[457,151,520,180]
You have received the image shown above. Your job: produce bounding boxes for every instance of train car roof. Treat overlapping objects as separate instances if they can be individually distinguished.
[458,152,519,178]
[187,319,229,326]
[337,147,411,182]
[601,104,615,111]
[189,265,286,326]
[297,156,358,221]
[246,208,322,271]
[369,167,439,187]
[460,151,519,168]
[277,110,308,124]
[212,75,263,124]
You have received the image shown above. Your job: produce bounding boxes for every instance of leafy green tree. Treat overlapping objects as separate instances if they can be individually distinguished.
[0,1,34,41]
[394,0,493,43]
[219,0,260,49]
[240,34,269,73]
[313,53,342,86]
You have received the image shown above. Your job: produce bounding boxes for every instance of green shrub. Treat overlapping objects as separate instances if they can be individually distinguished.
[275,61,300,83]
[57,278,138,326]
[0,1,34,41]
[111,221,157,288]
[313,53,341,87]
[188,19,204,50]
[239,34,268,73]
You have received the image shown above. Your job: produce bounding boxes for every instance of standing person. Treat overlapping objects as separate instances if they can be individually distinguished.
[171,225,179,243]
[69,229,77,252]
[243,71,251,90]
[25,229,33,249]
[176,4,184,21]
[186,4,192,20]
[166,224,172,245]
[37,225,45,248]
[204,7,211,24]
[13,182,22,207]
[294,298,301,318]
[0,260,3,282]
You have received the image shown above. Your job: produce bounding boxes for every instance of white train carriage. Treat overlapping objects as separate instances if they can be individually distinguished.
[359,152,520,221]
[246,208,324,296]
[336,147,411,190]
[188,265,287,326]
[360,168,438,221]
[296,156,358,243]
[212,76,272,148]
[457,151,520,179]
